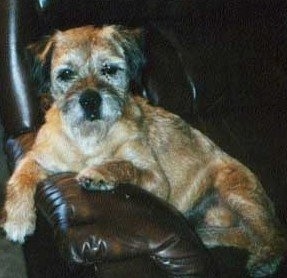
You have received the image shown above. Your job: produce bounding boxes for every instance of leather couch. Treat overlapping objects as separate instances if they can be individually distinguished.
[0,0,286,277]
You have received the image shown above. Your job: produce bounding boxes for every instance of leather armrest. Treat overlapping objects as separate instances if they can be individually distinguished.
[35,173,218,277]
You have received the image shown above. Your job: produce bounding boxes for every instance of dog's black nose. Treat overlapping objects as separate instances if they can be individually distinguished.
[79,90,102,121]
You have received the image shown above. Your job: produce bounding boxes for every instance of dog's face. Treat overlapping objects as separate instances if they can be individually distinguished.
[30,25,144,129]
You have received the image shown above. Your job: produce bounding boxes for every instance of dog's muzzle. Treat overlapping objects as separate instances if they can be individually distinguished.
[79,89,102,121]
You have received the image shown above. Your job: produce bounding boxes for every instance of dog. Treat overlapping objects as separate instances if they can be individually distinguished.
[2,25,286,277]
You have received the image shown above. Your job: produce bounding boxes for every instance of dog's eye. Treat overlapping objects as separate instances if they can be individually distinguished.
[57,69,75,82]
[101,64,120,76]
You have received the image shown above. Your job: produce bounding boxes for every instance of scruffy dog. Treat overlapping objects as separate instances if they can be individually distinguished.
[2,25,286,277]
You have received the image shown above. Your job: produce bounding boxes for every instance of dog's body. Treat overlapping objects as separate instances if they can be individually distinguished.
[3,26,286,277]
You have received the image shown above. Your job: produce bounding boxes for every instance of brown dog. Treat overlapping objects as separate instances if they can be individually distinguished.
[2,25,286,277]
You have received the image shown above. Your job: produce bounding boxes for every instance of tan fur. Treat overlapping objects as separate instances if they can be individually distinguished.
[3,25,286,276]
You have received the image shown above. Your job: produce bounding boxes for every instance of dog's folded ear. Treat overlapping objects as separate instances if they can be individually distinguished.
[26,36,54,94]
[112,26,146,85]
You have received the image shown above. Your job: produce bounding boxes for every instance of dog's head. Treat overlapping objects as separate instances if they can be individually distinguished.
[29,25,145,128]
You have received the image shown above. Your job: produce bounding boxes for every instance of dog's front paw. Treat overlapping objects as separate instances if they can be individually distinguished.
[77,168,116,191]
[3,218,35,243]
[3,203,36,243]
[3,190,36,243]
[78,177,115,191]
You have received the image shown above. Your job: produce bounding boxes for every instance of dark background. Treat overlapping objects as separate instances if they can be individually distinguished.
[173,1,287,275]
[173,0,287,224]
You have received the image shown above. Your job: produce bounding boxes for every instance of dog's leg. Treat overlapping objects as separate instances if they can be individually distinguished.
[77,160,170,200]
[212,159,287,277]
[2,156,47,243]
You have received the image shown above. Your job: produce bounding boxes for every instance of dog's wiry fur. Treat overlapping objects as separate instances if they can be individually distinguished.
[2,25,286,277]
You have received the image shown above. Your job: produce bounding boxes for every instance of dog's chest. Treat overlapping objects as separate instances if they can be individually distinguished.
[34,130,114,174]
[36,143,114,174]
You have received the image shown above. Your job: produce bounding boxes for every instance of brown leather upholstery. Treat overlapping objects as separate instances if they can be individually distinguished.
[0,0,41,136]
[34,174,216,277]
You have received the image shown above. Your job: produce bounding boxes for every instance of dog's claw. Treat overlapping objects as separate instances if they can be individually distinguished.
[78,177,115,191]
[78,177,93,189]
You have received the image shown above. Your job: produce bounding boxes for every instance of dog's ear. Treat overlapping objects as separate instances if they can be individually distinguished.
[113,26,146,84]
[26,36,54,94]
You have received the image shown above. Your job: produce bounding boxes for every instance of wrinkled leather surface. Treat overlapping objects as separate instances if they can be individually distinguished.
[35,173,217,277]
